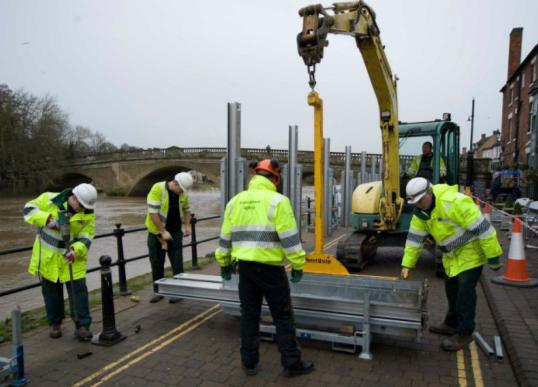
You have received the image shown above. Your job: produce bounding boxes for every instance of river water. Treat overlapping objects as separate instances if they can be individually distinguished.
[0,190,223,318]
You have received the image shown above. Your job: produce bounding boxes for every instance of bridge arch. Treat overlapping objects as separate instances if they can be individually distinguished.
[129,165,192,197]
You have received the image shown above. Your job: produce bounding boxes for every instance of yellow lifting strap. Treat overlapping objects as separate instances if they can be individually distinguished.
[304,91,349,276]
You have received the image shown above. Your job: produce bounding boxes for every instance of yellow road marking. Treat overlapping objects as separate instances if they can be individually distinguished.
[73,304,220,387]
[77,232,352,385]
[470,341,484,387]
[90,308,221,386]
[457,349,467,387]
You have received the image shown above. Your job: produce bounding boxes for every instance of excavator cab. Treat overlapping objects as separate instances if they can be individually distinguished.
[338,117,460,272]
[399,118,460,186]
[397,117,460,231]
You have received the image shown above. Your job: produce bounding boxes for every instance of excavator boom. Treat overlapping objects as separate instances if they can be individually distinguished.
[297,1,403,230]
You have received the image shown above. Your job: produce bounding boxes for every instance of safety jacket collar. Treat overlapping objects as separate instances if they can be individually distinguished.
[50,189,95,214]
[50,189,71,209]
[248,175,276,192]
[413,193,436,220]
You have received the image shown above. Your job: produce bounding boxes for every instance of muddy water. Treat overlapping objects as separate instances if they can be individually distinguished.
[0,190,222,318]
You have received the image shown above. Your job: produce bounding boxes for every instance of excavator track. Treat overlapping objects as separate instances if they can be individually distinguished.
[336,231,378,271]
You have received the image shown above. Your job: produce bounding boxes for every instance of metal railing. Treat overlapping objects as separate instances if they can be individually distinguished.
[0,214,220,298]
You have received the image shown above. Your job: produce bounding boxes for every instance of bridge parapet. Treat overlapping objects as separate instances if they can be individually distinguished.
[70,147,415,169]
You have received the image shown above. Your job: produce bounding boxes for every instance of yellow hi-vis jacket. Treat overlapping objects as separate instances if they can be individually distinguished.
[145,181,190,235]
[407,154,447,178]
[402,184,502,277]
[24,190,95,283]
[215,175,306,270]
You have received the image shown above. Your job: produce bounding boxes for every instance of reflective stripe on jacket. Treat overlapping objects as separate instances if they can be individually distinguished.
[407,154,447,178]
[215,175,306,270]
[24,191,95,283]
[145,181,190,234]
[402,184,502,277]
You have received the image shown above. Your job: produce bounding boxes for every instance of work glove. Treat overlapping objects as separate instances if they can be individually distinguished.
[400,267,411,280]
[160,230,173,241]
[221,264,233,281]
[46,215,59,231]
[488,256,503,271]
[290,269,303,283]
[64,249,75,264]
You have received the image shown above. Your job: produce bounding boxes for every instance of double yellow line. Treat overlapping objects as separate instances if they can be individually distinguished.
[456,341,484,387]
[74,304,221,387]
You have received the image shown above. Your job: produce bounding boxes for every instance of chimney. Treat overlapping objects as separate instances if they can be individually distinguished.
[507,27,523,79]
[481,133,486,140]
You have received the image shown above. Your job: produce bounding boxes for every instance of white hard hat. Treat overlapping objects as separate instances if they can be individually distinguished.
[73,183,98,209]
[406,177,431,204]
[174,172,193,192]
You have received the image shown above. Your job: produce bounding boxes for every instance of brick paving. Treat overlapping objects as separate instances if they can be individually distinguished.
[481,222,538,387]
[0,226,525,386]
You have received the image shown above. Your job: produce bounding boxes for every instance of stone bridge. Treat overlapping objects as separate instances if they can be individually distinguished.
[52,147,414,196]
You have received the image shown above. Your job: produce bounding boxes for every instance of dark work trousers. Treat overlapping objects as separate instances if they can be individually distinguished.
[41,276,92,328]
[444,265,483,336]
[238,260,301,368]
[148,231,184,293]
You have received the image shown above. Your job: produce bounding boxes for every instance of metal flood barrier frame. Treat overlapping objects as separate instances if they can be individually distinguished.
[156,272,428,360]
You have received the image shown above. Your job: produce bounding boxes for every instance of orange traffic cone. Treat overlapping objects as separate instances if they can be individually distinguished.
[492,217,538,288]
[483,202,492,222]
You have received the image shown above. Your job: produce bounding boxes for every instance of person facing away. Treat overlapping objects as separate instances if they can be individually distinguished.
[23,183,98,341]
[215,159,314,377]
[145,172,193,304]
[401,177,503,351]
[407,141,447,182]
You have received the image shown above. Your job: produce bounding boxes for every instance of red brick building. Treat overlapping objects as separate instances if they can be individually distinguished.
[500,28,538,167]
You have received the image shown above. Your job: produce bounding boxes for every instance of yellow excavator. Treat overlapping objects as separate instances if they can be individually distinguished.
[298,2,459,274]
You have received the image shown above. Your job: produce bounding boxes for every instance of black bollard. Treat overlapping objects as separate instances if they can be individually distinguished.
[190,215,199,269]
[114,224,131,296]
[92,255,126,346]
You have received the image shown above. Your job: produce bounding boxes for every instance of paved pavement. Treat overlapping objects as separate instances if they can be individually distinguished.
[0,224,531,386]
[481,215,538,387]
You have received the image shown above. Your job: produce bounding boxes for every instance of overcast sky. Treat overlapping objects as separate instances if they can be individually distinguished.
[1,0,537,153]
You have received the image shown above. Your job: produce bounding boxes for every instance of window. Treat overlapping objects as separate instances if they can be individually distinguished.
[531,57,536,83]
[529,95,538,139]
[510,84,514,105]
[508,117,513,143]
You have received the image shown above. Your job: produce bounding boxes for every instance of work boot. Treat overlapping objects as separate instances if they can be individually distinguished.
[150,295,163,303]
[429,322,457,336]
[283,360,315,377]
[441,334,473,351]
[242,364,258,376]
[49,324,62,339]
[168,297,182,304]
[75,326,93,342]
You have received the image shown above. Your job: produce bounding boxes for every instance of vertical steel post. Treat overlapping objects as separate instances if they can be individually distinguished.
[371,155,377,182]
[324,138,331,237]
[288,125,300,224]
[12,308,27,385]
[307,196,312,227]
[379,157,384,183]
[360,151,367,184]
[296,165,303,237]
[343,146,352,226]
[114,224,130,296]
[359,293,373,360]
[190,215,199,269]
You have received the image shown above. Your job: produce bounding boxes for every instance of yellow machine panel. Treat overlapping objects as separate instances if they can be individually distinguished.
[351,182,382,214]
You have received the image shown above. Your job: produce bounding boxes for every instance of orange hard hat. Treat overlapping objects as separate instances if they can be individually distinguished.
[254,159,281,185]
